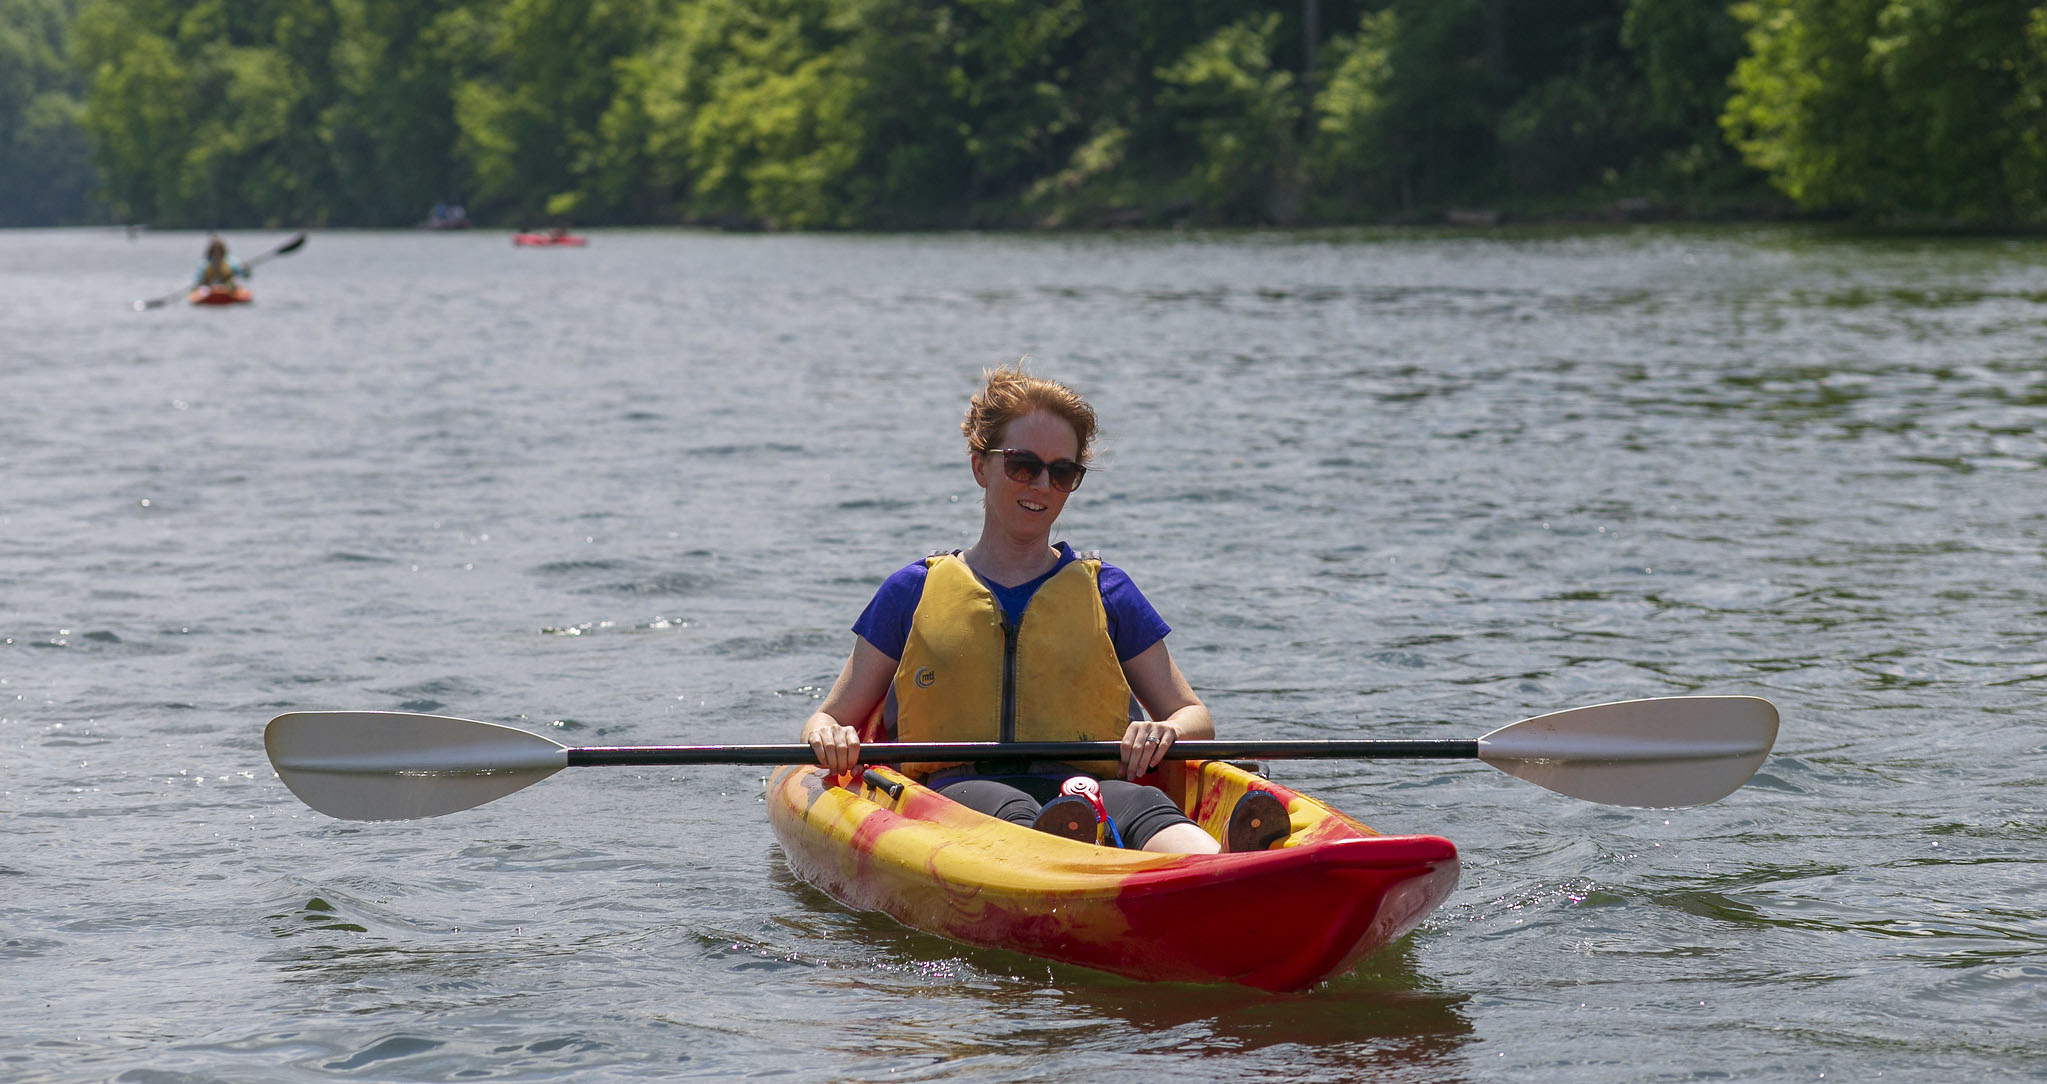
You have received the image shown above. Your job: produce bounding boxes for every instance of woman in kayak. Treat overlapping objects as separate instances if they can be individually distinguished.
[194,237,249,289]
[800,365,1285,854]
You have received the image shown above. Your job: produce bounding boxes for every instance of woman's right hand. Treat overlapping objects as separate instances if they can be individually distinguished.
[803,639,892,774]
[802,717,862,774]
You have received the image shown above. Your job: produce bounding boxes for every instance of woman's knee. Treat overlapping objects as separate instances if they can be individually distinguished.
[1097,780,1196,849]
[936,778,1040,825]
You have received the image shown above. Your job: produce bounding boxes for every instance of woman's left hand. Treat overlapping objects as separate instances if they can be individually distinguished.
[1118,721,1177,780]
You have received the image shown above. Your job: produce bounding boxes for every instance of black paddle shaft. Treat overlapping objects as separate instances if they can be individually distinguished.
[563,739,1482,767]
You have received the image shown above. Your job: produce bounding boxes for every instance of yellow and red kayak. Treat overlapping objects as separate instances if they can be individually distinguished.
[189,285,252,305]
[766,758,1458,991]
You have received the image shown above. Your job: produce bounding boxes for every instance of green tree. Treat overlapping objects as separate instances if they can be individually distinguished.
[1493,0,1646,197]
[73,0,344,226]
[1617,0,1756,199]
[1007,0,1264,224]
[597,0,864,227]
[71,0,193,223]
[323,0,475,225]
[450,0,660,224]
[821,0,1072,225]
[1154,13,1301,222]
[2,0,100,224]
[593,0,1122,228]
[59,0,2030,231]
[1308,1,1501,216]
[1724,0,2047,224]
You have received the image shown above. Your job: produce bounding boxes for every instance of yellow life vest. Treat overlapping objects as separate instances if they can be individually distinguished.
[881,552,1135,774]
[197,258,240,287]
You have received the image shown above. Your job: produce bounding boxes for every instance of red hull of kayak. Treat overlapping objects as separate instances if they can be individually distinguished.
[512,233,587,246]
[189,286,252,305]
[767,759,1459,991]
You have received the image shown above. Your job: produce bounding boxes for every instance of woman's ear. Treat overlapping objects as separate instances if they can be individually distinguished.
[969,452,990,489]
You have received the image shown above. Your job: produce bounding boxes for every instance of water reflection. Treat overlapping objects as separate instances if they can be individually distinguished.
[1048,944,1473,1077]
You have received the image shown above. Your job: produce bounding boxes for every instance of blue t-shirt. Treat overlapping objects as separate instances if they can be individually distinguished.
[852,542,1170,662]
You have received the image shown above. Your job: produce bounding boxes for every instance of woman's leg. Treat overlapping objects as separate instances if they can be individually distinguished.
[937,777,1100,842]
[934,777,1043,825]
[1098,780,1219,854]
[937,776,1237,854]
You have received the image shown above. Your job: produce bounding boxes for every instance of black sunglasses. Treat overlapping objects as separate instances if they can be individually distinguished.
[991,448,1087,492]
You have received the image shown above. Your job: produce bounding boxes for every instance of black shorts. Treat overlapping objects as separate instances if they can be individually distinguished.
[935,775,1194,849]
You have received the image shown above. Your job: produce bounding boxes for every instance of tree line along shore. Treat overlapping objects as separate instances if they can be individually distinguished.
[7,0,2047,231]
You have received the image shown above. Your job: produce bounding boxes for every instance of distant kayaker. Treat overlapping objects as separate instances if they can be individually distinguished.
[194,237,249,289]
[800,365,1287,854]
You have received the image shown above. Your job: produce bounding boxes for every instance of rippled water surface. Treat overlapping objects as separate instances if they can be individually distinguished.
[3,226,2042,1082]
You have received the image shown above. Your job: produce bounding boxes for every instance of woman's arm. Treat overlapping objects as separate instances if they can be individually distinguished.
[1117,639,1212,779]
[800,635,895,772]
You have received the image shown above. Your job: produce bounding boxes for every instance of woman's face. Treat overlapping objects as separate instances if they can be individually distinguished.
[972,409,1081,538]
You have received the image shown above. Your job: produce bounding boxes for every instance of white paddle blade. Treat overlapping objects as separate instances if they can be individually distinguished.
[1477,696,1778,807]
[266,711,569,820]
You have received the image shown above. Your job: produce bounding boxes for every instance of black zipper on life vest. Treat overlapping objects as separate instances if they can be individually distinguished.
[999,617,1019,743]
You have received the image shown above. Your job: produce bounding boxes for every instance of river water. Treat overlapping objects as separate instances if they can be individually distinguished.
[2,226,2040,1082]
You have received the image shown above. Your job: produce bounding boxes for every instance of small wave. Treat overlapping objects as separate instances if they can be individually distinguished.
[324,551,396,564]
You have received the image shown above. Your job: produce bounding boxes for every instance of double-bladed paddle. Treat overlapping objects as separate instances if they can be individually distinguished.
[133,232,309,310]
[265,695,1778,821]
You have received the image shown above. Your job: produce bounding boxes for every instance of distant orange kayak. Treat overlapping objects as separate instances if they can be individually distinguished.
[189,285,252,305]
[512,233,587,247]
[766,757,1459,991]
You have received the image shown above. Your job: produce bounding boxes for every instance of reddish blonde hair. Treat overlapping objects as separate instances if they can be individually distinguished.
[961,363,1099,461]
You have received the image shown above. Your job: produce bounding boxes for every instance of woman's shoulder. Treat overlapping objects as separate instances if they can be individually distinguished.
[1076,551,1170,658]
[853,557,942,657]
[1070,547,1132,586]
[1055,546,1154,610]
[1094,560,1148,602]
[879,556,935,590]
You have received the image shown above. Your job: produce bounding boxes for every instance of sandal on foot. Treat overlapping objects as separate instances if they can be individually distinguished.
[1226,790,1289,853]
[1031,795,1099,843]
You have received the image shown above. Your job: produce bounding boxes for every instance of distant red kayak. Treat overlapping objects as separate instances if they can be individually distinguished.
[189,285,252,306]
[513,233,587,247]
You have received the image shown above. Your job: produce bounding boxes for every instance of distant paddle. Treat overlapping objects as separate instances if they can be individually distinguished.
[265,695,1778,821]
[133,232,307,310]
